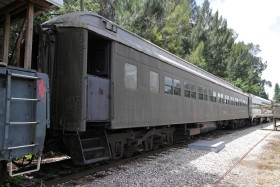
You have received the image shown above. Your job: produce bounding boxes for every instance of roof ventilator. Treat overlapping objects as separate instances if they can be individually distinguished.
[102,19,117,33]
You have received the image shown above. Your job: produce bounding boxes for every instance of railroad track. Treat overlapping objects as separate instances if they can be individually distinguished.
[3,125,258,187]
[213,128,274,186]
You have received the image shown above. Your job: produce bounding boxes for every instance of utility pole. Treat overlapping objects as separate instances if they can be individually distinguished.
[80,0,84,11]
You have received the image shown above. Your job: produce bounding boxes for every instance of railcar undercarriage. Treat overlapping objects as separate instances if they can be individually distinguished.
[59,119,251,165]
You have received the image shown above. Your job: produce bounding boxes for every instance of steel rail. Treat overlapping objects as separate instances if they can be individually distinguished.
[213,129,274,186]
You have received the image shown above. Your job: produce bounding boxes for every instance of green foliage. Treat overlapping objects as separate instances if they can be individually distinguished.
[4,0,271,97]
[56,0,100,14]
[274,83,280,103]
[187,41,207,69]
[259,90,269,100]
[225,42,269,95]
[4,175,24,186]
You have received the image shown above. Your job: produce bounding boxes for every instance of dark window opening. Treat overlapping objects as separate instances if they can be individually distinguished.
[87,31,110,78]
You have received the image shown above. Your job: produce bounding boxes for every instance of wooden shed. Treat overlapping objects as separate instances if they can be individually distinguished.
[0,0,63,69]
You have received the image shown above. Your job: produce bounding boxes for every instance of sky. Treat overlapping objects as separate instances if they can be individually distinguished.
[196,0,280,99]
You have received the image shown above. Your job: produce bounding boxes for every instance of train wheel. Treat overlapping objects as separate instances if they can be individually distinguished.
[0,160,7,185]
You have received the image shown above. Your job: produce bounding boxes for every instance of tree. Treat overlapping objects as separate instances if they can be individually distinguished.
[185,0,235,77]
[274,83,280,103]
[5,0,271,97]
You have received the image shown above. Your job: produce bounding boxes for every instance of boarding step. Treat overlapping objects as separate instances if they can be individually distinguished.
[81,137,101,148]
[83,146,105,152]
[83,156,111,165]
[63,125,111,165]
[83,146,107,161]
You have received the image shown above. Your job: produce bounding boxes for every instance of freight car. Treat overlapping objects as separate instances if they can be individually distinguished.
[249,94,273,124]
[0,11,273,181]
[0,66,49,180]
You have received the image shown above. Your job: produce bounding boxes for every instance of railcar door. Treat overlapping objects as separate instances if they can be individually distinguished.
[86,31,111,122]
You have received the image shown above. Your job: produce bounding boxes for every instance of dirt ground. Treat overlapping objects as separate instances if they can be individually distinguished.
[219,130,280,187]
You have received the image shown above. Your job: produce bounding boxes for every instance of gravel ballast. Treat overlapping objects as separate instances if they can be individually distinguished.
[62,123,278,187]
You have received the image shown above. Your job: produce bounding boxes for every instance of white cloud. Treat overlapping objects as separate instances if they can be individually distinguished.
[208,0,280,99]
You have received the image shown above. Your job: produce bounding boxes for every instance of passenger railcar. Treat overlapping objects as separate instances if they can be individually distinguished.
[0,11,273,181]
[40,12,250,164]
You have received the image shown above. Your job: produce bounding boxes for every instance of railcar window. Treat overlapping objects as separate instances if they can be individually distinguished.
[227,95,230,104]
[125,63,137,90]
[217,93,221,103]
[213,91,217,102]
[191,85,196,99]
[209,90,214,102]
[198,87,203,100]
[204,88,208,100]
[150,71,159,93]
[184,83,191,98]
[220,94,224,104]
[173,79,181,96]
[165,76,173,95]
[230,97,234,105]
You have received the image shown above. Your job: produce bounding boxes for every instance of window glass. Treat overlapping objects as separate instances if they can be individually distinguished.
[184,83,190,98]
[191,85,196,99]
[213,91,217,102]
[203,88,208,101]
[165,77,172,86]
[230,97,234,105]
[220,94,224,103]
[225,95,230,104]
[198,87,203,100]
[209,90,214,102]
[150,71,159,93]
[125,63,137,90]
[165,76,173,94]
[173,79,181,96]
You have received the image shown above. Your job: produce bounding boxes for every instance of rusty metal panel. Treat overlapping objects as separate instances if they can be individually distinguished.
[0,66,49,160]
[52,28,87,131]
[87,75,109,121]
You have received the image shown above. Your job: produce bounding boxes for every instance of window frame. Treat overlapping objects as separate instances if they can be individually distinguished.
[124,63,137,90]
[150,71,159,93]
[184,83,191,98]
[190,84,196,99]
[198,87,204,100]
[164,76,173,95]
[173,79,181,96]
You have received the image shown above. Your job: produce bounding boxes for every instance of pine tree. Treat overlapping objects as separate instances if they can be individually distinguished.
[274,83,280,103]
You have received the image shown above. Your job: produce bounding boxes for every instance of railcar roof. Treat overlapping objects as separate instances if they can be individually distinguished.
[250,94,271,105]
[43,11,247,96]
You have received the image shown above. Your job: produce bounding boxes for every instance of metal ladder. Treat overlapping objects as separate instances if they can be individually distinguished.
[4,71,42,176]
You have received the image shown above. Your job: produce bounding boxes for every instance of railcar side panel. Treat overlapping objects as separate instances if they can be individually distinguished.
[51,28,88,131]
[111,42,249,129]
